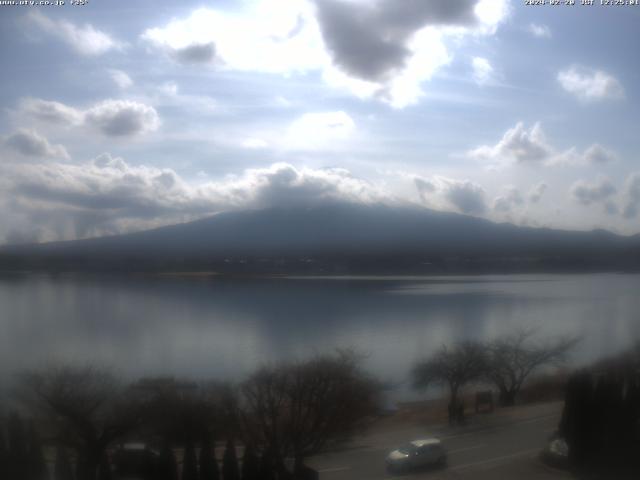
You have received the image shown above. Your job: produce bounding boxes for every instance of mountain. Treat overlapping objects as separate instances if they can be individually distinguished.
[1,203,639,273]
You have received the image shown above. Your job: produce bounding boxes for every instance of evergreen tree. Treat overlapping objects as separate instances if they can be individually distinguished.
[240,444,259,480]
[198,434,219,480]
[54,446,74,480]
[157,443,179,480]
[182,439,198,480]
[221,439,239,480]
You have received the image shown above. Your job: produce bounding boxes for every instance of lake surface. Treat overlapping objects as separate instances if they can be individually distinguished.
[1,273,639,399]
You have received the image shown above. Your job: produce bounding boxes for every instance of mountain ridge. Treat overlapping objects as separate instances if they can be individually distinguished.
[1,203,639,274]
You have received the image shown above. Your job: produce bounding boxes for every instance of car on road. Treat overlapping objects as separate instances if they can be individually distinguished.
[385,438,447,473]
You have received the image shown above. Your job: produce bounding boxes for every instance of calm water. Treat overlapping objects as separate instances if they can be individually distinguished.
[1,273,639,399]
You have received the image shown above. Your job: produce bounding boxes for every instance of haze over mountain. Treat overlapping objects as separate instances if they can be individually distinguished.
[1,203,638,274]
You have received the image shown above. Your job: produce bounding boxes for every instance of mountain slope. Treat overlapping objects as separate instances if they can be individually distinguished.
[1,203,639,273]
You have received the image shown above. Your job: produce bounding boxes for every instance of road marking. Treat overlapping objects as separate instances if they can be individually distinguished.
[451,447,540,471]
[448,443,486,455]
[318,466,351,473]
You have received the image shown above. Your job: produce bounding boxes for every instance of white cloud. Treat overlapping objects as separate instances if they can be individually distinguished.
[3,129,69,159]
[284,111,355,150]
[469,122,551,165]
[26,11,124,56]
[242,138,269,149]
[2,159,391,241]
[141,0,509,108]
[470,122,617,167]
[415,176,487,215]
[527,23,551,38]
[84,100,160,137]
[557,66,624,102]
[108,69,133,89]
[18,98,160,138]
[141,1,325,71]
[472,57,493,85]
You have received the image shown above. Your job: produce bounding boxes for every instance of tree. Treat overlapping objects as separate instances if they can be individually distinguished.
[0,418,8,480]
[222,439,240,480]
[485,329,577,406]
[53,446,74,480]
[198,433,219,480]
[412,342,487,424]
[240,351,380,472]
[182,439,198,480]
[20,366,144,480]
[157,443,179,480]
[7,412,29,479]
[240,444,259,480]
[97,453,112,480]
[27,421,49,480]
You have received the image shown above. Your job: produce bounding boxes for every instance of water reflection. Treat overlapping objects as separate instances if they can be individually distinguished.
[0,273,638,398]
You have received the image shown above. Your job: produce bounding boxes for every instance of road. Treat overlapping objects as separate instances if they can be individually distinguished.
[308,402,572,480]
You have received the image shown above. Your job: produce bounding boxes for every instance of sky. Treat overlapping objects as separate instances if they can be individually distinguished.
[0,0,639,244]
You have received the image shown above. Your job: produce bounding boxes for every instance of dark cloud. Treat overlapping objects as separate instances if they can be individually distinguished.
[445,180,486,215]
[493,187,524,213]
[313,0,477,82]
[4,129,69,159]
[622,172,640,219]
[528,183,548,203]
[84,100,160,137]
[571,178,616,206]
[171,42,216,64]
[19,98,83,125]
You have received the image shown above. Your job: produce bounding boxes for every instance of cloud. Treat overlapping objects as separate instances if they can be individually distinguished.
[141,0,508,108]
[469,122,551,165]
[622,172,640,219]
[284,110,355,150]
[471,57,494,85]
[19,98,83,126]
[3,129,69,159]
[571,178,617,206]
[527,23,551,38]
[470,122,617,167]
[17,98,161,138]
[141,2,325,72]
[493,186,524,213]
[415,176,487,215]
[557,66,624,102]
[314,0,508,107]
[84,100,160,137]
[2,159,391,242]
[26,11,123,56]
[171,42,217,64]
[108,69,133,89]
[528,183,548,203]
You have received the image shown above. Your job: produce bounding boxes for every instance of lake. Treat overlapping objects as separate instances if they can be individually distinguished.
[1,273,638,399]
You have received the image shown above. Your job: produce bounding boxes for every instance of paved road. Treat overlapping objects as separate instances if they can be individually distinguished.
[309,402,572,480]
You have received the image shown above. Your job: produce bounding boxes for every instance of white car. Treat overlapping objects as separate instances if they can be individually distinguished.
[386,438,447,472]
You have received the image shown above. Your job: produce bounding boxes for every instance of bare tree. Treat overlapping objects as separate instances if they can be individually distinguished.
[485,329,578,406]
[20,365,144,480]
[240,351,380,472]
[412,342,487,424]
